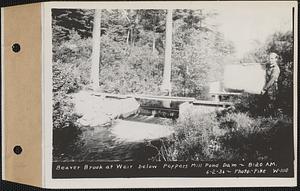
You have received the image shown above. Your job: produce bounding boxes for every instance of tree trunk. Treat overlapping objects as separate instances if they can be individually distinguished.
[126,30,130,45]
[152,31,156,53]
[130,28,134,46]
[91,9,101,91]
[161,9,172,95]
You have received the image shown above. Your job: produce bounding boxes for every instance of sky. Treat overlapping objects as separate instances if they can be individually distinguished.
[210,4,293,59]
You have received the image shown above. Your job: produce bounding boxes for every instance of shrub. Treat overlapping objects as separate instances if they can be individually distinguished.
[157,109,293,162]
[159,112,225,161]
[232,92,289,117]
[52,59,83,129]
[219,112,257,132]
[52,92,79,129]
[217,112,263,160]
[233,93,264,116]
[217,112,293,161]
[52,31,92,130]
[53,31,92,93]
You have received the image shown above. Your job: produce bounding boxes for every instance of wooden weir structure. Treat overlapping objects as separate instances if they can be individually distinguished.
[92,92,233,111]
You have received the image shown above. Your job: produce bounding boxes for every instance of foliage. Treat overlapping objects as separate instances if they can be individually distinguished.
[52,59,80,130]
[230,93,266,117]
[52,9,94,43]
[158,112,225,161]
[217,112,293,161]
[171,10,235,98]
[52,9,234,100]
[157,110,293,162]
[98,37,164,94]
[52,30,93,129]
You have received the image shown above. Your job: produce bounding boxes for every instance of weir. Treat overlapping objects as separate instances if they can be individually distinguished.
[92,92,233,119]
[70,90,233,156]
[55,89,235,161]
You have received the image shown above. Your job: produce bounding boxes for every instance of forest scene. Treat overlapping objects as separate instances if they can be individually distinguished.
[52,8,294,164]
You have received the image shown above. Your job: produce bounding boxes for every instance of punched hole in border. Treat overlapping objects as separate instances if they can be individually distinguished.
[12,43,21,53]
[13,145,22,155]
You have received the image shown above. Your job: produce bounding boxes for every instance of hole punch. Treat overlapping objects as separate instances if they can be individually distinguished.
[13,145,22,155]
[12,43,21,53]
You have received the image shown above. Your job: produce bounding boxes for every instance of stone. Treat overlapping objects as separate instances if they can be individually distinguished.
[179,102,223,122]
[72,90,140,127]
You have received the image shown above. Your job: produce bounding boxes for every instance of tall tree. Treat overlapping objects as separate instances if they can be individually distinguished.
[161,9,173,95]
[91,9,101,90]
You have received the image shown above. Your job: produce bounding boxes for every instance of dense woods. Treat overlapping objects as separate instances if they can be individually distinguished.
[52,9,234,97]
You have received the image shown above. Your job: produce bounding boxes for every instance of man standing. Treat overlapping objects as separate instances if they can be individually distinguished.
[261,52,281,113]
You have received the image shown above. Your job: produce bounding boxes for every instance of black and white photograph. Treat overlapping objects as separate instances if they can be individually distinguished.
[46,1,297,185]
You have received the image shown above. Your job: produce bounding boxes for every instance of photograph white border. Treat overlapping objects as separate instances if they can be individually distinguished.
[43,1,298,188]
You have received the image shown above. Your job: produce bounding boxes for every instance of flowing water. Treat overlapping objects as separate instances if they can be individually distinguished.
[53,100,180,162]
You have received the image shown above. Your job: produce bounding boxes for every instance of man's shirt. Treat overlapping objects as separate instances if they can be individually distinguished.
[263,64,280,99]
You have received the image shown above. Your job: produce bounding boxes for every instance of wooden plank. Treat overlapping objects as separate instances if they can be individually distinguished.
[91,92,232,107]
[210,92,242,95]
[193,100,233,106]
[92,92,195,102]
[140,106,179,112]
[133,94,195,101]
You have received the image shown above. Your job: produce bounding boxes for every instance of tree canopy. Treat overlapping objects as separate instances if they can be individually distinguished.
[52,9,234,98]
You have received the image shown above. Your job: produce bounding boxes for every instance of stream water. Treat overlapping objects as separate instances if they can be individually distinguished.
[53,100,180,162]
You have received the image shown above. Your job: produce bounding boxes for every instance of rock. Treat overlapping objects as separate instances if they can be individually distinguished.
[119,98,140,118]
[72,91,140,127]
[78,112,112,127]
[179,102,223,122]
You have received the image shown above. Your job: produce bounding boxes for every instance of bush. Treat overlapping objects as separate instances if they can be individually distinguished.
[158,112,225,161]
[219,112,256,132]
[157,109,293,162]
[52,31,91,129]
[231,92,289,117]
[217,112,293,161]
[217,112,265,160]
[52,59,85,129]
[232,93,265,116]
[53,31,92,93]
[52,90,80,129]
